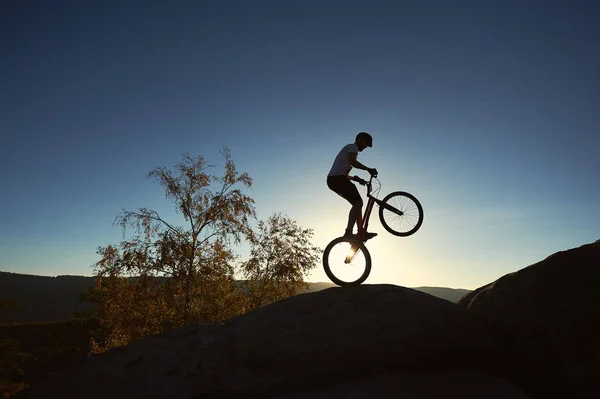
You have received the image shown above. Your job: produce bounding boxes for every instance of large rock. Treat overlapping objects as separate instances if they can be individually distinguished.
[458,240,600,398]
[17,285,529,398]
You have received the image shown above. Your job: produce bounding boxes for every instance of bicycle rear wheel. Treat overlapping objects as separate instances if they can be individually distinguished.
[379,191,424,236]
[323,237,372,287]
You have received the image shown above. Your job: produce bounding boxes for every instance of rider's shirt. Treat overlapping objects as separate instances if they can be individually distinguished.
[328,143,358,177]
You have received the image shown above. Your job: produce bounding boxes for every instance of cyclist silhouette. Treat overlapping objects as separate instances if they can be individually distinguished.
[327,132,379,241]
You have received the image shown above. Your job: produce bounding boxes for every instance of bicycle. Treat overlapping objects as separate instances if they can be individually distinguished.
[323,174,423,287]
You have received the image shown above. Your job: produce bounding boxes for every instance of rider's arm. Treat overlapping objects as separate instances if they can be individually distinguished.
[350,153,376,176]
[349,152,370,171]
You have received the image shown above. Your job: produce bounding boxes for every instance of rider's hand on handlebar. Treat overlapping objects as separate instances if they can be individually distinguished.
[352,176,367,185]
[368,168,378,177]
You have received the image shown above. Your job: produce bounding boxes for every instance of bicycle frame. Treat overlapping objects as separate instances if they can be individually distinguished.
[360,176,404,233]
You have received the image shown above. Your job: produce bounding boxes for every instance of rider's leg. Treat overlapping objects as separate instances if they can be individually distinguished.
[353,201,377,241]
[345,198,363,237]
[327,175,373,239]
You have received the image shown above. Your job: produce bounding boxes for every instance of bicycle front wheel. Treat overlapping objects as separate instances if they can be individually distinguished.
[379,191,424,236]
[323,237,372,287]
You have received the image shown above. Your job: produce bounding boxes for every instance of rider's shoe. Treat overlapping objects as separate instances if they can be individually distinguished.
[343,230,355,239]
[344,232,376,264]
[357,231,378,241]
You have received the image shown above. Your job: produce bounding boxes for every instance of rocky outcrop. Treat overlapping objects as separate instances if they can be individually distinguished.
[458,240,600,398]
[18,285,528,398]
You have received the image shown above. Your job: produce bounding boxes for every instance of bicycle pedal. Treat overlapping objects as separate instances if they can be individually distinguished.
[356,232,377,242]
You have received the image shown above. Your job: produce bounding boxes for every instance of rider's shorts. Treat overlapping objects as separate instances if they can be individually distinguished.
[327,175,362,206]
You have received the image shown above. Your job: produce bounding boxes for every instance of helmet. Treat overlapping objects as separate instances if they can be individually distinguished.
[356,132,373,147]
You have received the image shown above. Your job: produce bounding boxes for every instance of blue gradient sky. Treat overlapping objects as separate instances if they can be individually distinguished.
[1,1,599,289]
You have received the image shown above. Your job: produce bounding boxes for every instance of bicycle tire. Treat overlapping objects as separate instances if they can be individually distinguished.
[323,236,372,287]
[378,191,424,237]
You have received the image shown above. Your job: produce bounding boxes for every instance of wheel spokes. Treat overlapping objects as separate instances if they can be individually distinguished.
[383,195,420,233]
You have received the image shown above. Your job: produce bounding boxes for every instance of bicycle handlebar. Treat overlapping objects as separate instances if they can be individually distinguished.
[361,174,378,196]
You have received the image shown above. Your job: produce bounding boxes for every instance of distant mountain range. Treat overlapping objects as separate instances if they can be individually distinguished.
[0,271,471,324]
